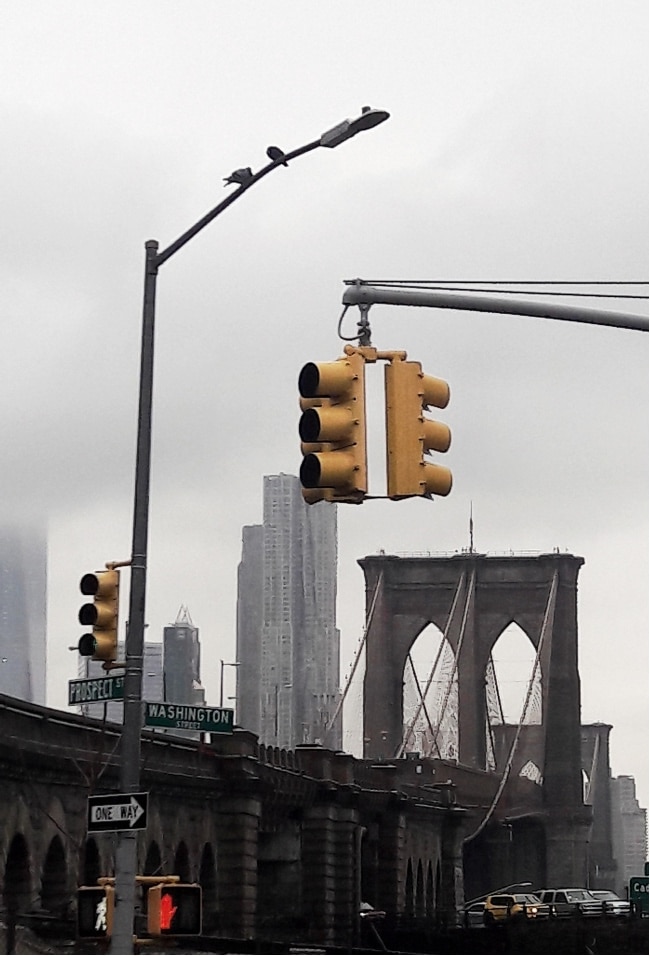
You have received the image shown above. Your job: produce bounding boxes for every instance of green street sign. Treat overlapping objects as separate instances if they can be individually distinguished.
[68,675,125,706]
[629,875,649,914]
[144,702,234,734]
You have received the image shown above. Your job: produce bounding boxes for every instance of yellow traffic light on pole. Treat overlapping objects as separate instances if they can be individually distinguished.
[77,568,120,666]
[385,357,452,499]
[298,346,367,504]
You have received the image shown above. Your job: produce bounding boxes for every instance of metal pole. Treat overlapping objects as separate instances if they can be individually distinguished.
[220,660,224,708]
[110,239,159,955]
[103,110,389,953]
[342,284,649,332]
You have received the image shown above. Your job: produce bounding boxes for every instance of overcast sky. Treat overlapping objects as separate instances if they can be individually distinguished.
[2,2,647,805]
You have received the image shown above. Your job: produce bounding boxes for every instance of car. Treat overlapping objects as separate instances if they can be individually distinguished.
[483,892,550,924]
[537,888,602,917]
[463,901,485,928]
[588,889,630,917]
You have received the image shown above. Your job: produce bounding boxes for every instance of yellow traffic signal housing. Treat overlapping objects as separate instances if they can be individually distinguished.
[77,885,114,939]
[298,347,367,504]
[385,358,452,499]
[147,883,202,936]
[78,568,120,664]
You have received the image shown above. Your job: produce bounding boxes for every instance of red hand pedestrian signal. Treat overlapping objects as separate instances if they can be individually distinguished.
[160,891,178,931]
[147,883,202,936]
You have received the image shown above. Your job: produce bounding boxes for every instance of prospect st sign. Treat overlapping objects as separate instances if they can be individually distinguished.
[144,702,234,734]
[87,792,148,833]
[68,674,125,706]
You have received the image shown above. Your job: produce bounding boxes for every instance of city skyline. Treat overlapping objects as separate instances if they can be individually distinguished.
[1,2,646,806]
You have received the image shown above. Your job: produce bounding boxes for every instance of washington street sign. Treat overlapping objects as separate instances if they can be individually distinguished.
[144,702,234,734]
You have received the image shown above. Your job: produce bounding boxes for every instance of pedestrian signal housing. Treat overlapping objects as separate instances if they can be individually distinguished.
[77,568,120,665]
[77,885,114,939]
[147,883,202,936]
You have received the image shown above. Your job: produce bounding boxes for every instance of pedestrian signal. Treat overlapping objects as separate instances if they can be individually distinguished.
[147,883,202,936]
[77,885,114,939]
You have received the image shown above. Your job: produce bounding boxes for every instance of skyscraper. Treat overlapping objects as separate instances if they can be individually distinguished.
[236,474,341,750]
[163,605,205,709]
[0,523,47,704]
[610,775,648,897]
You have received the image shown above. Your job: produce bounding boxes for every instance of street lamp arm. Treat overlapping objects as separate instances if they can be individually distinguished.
[154,107,390,268]
[155,138,321,267]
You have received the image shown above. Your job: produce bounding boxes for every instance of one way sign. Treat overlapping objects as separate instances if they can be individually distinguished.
[87,792,148,833]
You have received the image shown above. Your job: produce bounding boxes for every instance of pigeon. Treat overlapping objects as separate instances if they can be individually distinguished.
[223,167,253,186]
[266,146,288,167]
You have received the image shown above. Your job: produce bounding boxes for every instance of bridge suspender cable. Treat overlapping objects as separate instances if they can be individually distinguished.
[396,572,466,758]
[425,571,476,759]
[464,570,559,844]
[323,571,384,745]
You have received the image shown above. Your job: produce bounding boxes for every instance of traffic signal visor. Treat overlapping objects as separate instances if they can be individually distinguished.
[298,350,367,503]
[78,568,120,663]
[147,883,202,936]
[385,358,452,499]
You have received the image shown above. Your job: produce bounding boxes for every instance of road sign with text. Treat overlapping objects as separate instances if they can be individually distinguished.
[87,792,148,833]
[68,675,124,707]
[144,702,233,734]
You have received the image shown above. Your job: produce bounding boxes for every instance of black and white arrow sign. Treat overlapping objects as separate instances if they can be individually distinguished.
[87,792,148,832]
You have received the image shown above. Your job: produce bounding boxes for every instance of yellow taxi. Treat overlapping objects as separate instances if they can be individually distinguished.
[483,892,551,924]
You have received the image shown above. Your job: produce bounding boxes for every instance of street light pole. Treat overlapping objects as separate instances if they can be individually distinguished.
[108,107,389,955]
[220,659,240,708]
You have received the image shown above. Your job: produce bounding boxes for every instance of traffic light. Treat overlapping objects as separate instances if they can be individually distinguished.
[77,568,120,664]
[147,883,202,936]
[77,885,114,939]
[384,357,452,499]
[298,347,367,504]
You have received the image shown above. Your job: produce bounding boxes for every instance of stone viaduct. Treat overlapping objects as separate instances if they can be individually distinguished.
[0,552,617,948]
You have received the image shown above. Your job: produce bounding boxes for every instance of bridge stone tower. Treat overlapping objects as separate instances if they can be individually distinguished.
[359,551,591,887]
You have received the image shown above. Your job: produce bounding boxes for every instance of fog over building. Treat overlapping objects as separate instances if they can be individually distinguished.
[236,474,341,750]
[0,523,47,704]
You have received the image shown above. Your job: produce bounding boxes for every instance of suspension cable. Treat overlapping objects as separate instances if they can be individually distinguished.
[425,570,476,758]
[464,570,559,843]
[396,572,466,758]
[323,571,384,743]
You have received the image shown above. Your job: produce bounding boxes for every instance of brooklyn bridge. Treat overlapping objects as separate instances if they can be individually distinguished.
[0,553,627,950]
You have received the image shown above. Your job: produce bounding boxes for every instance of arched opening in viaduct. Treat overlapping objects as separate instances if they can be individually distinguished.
[173,841,190,882]
[82,838,101,886]
[199,843,218,931]
[143,840,162,876]
[3,833,32,916]
[40,835,67,914]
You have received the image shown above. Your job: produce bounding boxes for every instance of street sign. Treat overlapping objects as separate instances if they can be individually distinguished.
[68,674,124,707]
[144,702,234,734]
[629,875,649,915]
[87,792,148,833]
